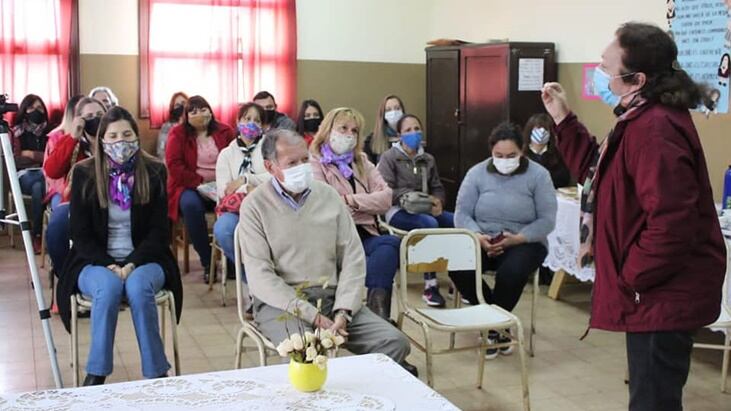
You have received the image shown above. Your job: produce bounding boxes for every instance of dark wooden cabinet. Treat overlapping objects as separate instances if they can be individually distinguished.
[425,42,557,209]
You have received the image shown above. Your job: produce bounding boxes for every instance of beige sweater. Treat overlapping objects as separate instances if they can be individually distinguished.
[239,180,366,323]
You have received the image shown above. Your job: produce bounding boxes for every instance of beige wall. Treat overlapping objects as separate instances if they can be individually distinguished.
[76,0,730,201]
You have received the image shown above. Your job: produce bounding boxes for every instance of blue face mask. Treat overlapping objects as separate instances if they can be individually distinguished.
[400,131,423,151]
[593,66,621,107]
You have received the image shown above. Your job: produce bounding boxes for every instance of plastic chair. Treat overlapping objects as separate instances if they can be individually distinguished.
[232,222,277,368]
[396,228,530,410]
[69,289,180,387]
[692,239,731,392]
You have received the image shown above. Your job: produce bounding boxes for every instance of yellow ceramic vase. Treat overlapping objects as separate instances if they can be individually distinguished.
[288,359,327,392]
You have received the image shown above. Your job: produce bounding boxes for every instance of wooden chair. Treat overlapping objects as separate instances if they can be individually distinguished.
[208,235,229,306]
[40,207,51,268]
[396,228,530,410]
[7,191,32,248]
[70,289,180,387]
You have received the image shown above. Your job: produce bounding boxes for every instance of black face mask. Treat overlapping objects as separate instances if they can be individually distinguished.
[27,109,46,125]
[84,117,101,137]
[171,105,184,121]
[303,118,321,133]
[263,109,276,124]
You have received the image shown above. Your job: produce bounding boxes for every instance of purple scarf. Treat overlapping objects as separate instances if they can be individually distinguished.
[320,143,354,179]
[108,156,136,210]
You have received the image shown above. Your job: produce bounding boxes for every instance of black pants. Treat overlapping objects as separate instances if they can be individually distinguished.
[448,242,547,311]
[626,331,694,411]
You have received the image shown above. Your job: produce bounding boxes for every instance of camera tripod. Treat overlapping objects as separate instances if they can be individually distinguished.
[0,119,63,388]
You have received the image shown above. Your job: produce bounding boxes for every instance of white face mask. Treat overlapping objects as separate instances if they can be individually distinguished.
[493,157,521,175]
[384,109,403,129]
[329,131,357,155]
[280,163,313,194]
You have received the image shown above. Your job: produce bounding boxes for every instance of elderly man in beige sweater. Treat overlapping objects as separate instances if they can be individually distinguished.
[238,129,415,374]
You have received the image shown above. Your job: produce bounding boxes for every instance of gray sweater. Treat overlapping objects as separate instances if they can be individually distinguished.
[454,158,557,245]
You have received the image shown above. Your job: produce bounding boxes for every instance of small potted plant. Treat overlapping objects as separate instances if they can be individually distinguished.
[276,283,346,392]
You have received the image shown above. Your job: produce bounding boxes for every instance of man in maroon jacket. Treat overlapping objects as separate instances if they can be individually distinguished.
[542,23,726,411]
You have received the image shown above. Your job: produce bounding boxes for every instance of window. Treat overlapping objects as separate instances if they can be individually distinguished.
[140,0,297,128]
[0,0,78,117]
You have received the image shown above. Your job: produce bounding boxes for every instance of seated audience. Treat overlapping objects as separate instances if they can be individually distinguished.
[157,92,188,158]
[166,95,234,279]
[452,122,556,359]
[378,114,452,308]
[12,94,50,253]
[239,129,416,376]
[295,99,324,146]
[522,113,571,188]
[213,102,269,279]
[89,86,119,111]
[310,107,400,321]
[56,106,182,386]
[44,97,106,273]
[364,94,405,164]
[252,91,296,131]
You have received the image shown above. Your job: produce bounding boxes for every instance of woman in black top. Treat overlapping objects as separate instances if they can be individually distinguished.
[522,113,571,188]
[56,106,182,386]
[12,94,50,251]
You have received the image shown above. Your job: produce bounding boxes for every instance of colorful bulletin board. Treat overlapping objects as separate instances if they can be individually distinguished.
[667,0,731,114]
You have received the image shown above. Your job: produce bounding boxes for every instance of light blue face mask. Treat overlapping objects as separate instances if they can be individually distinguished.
[593,66,635,108]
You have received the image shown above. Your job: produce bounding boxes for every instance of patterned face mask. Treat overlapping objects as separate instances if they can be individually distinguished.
[103,140,140,165]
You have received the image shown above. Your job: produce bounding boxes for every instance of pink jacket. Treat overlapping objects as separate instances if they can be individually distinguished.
[43,129,69,203]
[310,152,392,236]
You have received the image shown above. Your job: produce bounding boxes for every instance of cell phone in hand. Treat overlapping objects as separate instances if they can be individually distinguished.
[488,232,505,244]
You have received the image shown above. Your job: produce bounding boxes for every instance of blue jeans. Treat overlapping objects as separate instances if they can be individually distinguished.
[47,200,69,273]
[362,234,400,289]
[19,170,45,236]
[179,189,213,268]
[78,263,169,378]
[213,212,247,282]
[388,210,455,281]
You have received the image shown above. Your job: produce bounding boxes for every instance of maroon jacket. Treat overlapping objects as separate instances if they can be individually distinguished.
[165,122,234,221]
[555,103,726,333]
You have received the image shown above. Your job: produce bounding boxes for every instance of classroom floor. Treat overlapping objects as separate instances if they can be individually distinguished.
[0,233,728,411]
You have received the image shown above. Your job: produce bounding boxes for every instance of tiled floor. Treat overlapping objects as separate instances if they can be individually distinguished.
[0,233,728,410]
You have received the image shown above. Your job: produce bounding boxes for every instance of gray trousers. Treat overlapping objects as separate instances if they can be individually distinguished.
[254,287,410,364]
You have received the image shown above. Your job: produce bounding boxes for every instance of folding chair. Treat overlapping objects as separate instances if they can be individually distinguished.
[233,222,277,368]
[208,235,228,306]
[396,228,530,410]
[70,289,180,387]
[692,239,731,392]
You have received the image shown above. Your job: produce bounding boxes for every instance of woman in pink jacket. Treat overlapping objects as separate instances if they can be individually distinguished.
[310,107,399,321]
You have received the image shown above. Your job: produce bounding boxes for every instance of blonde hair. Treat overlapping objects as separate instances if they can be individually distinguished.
[51,95,84,135]
[370,94,405,156]
[311,107,367,177]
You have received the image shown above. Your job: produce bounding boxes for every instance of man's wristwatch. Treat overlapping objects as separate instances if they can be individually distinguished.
[335,309,352,323]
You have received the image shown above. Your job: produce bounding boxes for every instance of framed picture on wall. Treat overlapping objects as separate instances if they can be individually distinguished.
[582,63,600,100]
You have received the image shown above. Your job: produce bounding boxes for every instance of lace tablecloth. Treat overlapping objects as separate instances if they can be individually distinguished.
[543,195,596,282]
[0,354,458,411]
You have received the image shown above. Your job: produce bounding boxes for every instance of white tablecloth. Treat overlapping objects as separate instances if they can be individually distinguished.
[543,195,596,282]
[0,354,458,411]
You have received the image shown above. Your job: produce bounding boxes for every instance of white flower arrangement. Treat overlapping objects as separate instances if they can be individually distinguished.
[275,279,346,369]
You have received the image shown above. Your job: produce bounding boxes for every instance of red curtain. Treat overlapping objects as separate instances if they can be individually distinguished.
[140,0,297,128]
[0,0,74,120]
